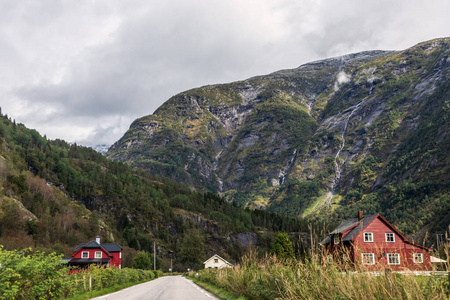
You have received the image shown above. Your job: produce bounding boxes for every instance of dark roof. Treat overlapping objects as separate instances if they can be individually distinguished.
[101,243,122,252]
[68,258,110,265]
[343,214,378,242]
[74,241,121,253]
[74,240,101,252]
[321,214,378,244]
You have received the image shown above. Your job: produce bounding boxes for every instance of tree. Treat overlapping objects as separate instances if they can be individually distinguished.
[132,251,161,270]
[132,251,152,270]
[179,228,205,269]
[272,232,294,260]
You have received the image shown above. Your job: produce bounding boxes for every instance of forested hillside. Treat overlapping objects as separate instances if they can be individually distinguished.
[0,113,316,270]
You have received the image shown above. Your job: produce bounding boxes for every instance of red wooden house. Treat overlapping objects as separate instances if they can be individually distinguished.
[321,212,430,271]
[68,237,122,274]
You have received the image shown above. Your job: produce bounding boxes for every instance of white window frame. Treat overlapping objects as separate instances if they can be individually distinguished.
[95,251,102,258]
[81,251,89,259]
[387,253,400,265]
[413,253,423,264]
[334,234,340,245]
[362,253,375,265]
[385,233,395,243]
[364,232,373,242]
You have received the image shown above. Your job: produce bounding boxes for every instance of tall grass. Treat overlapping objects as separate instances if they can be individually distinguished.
[196,251,448,300]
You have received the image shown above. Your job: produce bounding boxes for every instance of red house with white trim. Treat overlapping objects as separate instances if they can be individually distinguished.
[68,237,122,274]
[321,212,430,271]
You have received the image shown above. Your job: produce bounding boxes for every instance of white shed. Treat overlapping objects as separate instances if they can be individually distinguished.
[203,254,233,269]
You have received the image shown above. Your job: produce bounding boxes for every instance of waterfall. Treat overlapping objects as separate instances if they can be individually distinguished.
[279,149,297,185]
[213,150,224,193]
[326,67,376,206]
[332,101,364,191]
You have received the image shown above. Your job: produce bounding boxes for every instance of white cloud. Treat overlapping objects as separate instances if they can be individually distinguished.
[0,0,449,147]
[334,71,351,91]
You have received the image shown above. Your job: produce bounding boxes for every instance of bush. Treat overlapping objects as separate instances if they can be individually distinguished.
[0,247,158,299]
[0,247,70,299]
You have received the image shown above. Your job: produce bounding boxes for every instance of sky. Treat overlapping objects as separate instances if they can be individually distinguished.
[1,0,449,148]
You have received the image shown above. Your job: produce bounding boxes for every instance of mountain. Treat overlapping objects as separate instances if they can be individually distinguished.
[92,144,111,155]
[108,38,450,237]
[0,115,313,270]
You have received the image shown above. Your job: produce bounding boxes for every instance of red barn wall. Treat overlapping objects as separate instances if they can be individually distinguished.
[72,248,110,259]
[109,251,122,268]
[352,217,430,271]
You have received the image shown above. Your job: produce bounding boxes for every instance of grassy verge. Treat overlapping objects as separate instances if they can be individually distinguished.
[65,279,153,300]
[191,278,248,300]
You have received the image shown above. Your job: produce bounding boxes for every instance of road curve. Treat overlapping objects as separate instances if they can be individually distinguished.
[90,275,219,300]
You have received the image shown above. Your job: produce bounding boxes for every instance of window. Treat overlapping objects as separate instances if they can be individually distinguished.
[334,234,340,245]
[386,233,395,243]
[343,254,349,261]
[362,253,375,265]
[364,232,373,242]
[413,253,423,264]
[214,258,218,263]
[327,255,333,264]
[387,253,400,265]
[95,251,102,258]
[82,252,89,258]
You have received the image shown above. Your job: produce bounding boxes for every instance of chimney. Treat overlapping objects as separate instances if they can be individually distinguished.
[358,210,363,221]
[96,236,100,244]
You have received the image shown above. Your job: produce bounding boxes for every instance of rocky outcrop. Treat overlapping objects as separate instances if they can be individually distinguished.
[228,232,258,248]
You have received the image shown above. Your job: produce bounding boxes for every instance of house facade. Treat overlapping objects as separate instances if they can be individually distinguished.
[68,237,122,274]
[203,254,233,269]
[321,212,430,271]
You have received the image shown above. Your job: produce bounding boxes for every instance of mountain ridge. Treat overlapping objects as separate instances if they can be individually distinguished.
[108,37,450,237]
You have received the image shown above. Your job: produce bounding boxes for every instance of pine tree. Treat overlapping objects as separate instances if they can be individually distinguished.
[272,232,295,260]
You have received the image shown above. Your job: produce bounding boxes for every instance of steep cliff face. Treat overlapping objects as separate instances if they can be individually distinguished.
[108,38,450,234]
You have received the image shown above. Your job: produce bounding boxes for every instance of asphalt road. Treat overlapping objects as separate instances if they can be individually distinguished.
[90,275,219,300]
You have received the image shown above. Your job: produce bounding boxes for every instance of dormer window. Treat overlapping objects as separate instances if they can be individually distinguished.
[334,234,340,245]
[364,232,373,242]
[95,251,102,258]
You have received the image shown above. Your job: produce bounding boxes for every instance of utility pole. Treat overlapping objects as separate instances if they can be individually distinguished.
[154,242,156,271]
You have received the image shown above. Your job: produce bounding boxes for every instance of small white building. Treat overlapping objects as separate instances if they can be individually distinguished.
[203,254,233,269]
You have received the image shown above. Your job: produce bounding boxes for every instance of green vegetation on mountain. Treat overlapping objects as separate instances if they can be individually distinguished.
[0,113,316,270]
[108,38,450,242]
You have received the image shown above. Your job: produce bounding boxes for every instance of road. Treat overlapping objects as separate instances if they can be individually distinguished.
[90,275,219,300]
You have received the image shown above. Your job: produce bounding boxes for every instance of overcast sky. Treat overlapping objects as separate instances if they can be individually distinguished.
[1,0,449,148]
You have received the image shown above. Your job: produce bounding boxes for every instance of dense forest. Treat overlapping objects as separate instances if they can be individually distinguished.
[0,112,321,271]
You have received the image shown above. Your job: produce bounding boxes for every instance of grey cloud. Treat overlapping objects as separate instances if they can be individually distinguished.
[2,0,450,147]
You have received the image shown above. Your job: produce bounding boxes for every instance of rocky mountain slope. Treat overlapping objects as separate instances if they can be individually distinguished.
[108,38,450,236]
